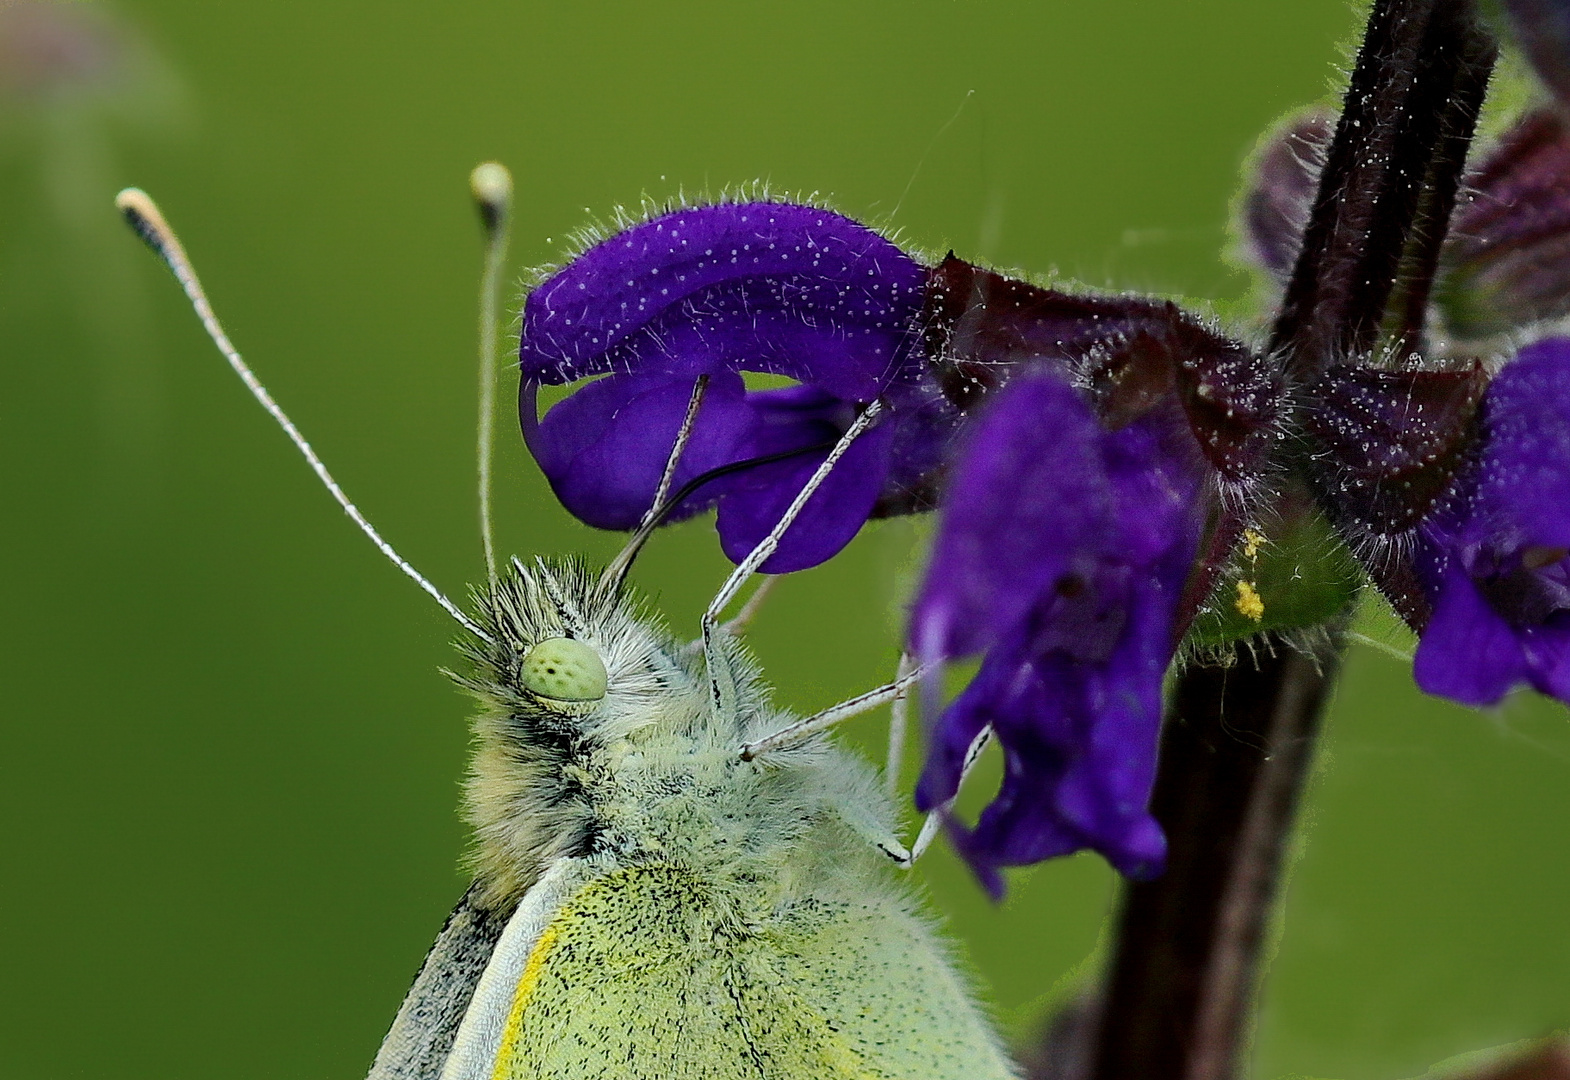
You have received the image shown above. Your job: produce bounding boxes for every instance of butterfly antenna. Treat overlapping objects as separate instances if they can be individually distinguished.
[470,162,512,585]
[115,187,493,645]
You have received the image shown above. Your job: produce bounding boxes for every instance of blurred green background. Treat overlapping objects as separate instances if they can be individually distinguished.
[2,2,1568,1078]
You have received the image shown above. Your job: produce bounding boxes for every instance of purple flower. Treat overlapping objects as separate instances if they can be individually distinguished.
[517,206,1293,889]
[1412,338,1570,706]
[518,200,936,572]
[1239,103,1570,708]
[911,369,1211,890]
[909,257,1280,889]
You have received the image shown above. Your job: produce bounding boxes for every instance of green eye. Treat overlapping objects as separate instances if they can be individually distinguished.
[519,638,607,702]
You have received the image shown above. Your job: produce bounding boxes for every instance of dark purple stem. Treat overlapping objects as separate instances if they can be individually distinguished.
[1272,0,1496,376]
[1387,29,1496,355]
[1064,4,1497,1080]
[1078,635,1340,1080]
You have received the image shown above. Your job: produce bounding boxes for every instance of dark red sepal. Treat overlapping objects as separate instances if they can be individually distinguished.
[1303,363,1487,537]
[922,254,1282,483]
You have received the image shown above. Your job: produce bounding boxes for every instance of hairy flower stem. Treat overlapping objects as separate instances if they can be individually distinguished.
[1074,633,1341,1080]
[1273,0,1496,377]
[1069,3,1497,1080]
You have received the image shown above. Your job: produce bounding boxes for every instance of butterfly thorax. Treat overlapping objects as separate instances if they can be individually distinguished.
[455,557,900,920]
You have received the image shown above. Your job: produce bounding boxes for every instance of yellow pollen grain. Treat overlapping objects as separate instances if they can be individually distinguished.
[1243,528,1266,560]
[1235,580,1265,622]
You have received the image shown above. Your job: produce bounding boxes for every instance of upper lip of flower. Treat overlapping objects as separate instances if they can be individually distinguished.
[516,199,934,574]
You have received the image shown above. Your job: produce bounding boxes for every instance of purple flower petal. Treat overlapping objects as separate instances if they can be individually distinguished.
[870,378,962,518]
[1478,338,1570,547]
[918,551,1180,885]
[1524,617,1570,701]
[1413,561,1529,705]
[522,371,752,530]
[910,371,1112,661]
[1411,338,1570,707]
[713,391,897,573]
[517,201,934,571]
[521,201,926,400]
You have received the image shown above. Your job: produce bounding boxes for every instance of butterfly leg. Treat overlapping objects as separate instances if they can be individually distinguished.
[683,575,777,655]
[836,723,992,869]
[739,660,925,760]
[885,652,916,797]
[905,724,993,866]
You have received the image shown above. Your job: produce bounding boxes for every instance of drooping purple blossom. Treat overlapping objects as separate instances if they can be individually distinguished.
[910,257,1282,888]
[1412,338,1570,705]
[911,370,1211,888]
[518,200,942,573]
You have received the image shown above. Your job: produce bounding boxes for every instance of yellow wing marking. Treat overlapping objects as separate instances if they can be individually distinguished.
[489,918,563,1079]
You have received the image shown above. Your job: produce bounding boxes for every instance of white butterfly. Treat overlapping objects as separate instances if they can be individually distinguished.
[116,176,1010,1080]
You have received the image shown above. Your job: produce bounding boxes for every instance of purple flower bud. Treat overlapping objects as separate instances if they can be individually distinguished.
[1412,338,1570,705]
[517,200,933,572]
[1439,110,1570,340]
[1235,111,1333,285]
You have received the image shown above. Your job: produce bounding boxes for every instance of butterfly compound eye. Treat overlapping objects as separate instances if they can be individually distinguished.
[518,638,608,702]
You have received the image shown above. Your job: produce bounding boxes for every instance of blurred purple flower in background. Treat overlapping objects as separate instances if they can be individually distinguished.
[1500,0,1570,109]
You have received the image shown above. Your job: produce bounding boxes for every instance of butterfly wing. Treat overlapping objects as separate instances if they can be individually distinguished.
[485,863,1017,1080]
[366,883,512,1080]
[769,891,1019,1079]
